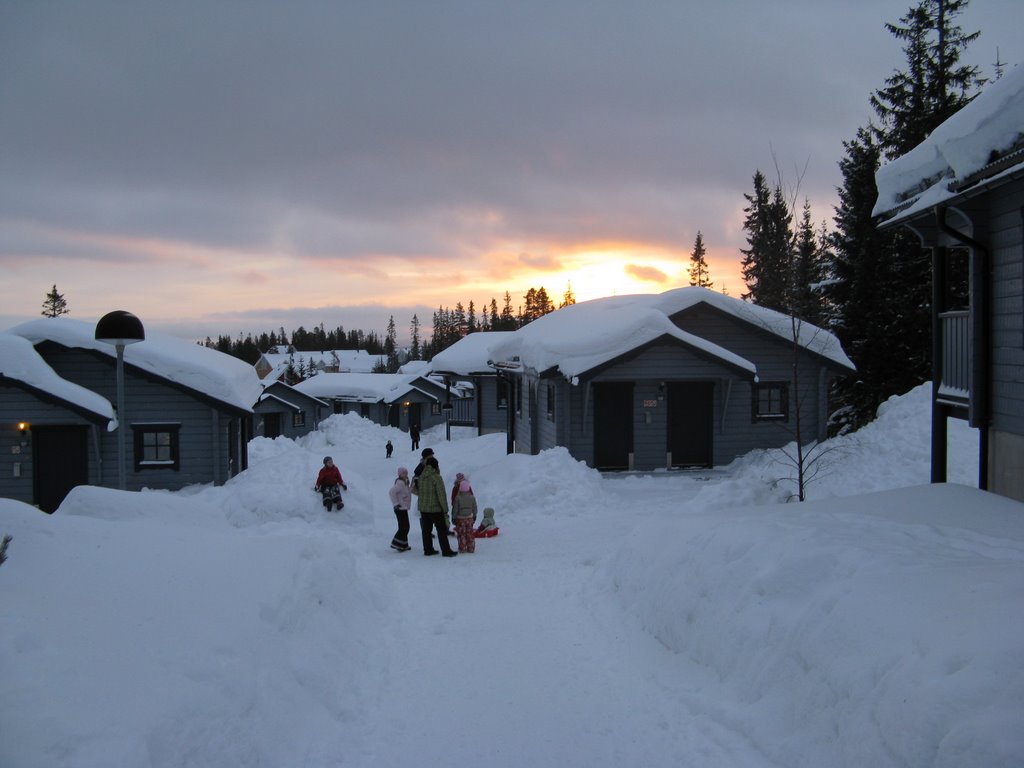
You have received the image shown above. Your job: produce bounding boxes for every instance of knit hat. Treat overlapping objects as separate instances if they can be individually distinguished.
[397,466,408,478]
[421,447,434,457]
[459,480,471,493]
[323,456,333,465]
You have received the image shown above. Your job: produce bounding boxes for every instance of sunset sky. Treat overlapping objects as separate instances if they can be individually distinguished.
[1,1,1018,344]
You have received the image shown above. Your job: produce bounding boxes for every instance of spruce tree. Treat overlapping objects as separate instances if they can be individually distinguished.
[687,231,713,289]
[409,315,421,360]
[41,284,69,318]
[560,282,576,308]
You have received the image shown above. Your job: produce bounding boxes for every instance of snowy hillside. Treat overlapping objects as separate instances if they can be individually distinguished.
[1,384,1022,768]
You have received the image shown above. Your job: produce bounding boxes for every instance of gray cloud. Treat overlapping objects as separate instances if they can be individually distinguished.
[1,0,1018,331]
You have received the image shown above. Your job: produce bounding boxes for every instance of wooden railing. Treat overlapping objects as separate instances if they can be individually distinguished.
[938,310,970,401]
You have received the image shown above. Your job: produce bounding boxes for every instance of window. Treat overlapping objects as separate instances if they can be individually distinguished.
[292,410,306,428]
[431,402,441,416]
[546,383,556,421]
[132,424,180,470]
[752,383,789,422]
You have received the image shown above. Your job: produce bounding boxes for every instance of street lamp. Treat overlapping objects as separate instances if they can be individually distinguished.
[95,311,145,490]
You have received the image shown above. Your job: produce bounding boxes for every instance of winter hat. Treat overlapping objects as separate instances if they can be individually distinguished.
[455,472,465,482]
[323,456,333,465]
[421,447,434,457]
[397,466,409,478]
[459,480,471,493]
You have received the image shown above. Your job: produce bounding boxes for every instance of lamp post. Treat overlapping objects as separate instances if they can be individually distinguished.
[95,311,145,490]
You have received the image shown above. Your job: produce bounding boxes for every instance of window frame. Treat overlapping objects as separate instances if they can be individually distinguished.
[132,423,181,471]
[752,382,790,422]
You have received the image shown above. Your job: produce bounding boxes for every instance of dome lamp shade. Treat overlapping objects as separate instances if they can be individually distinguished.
[95,311,145,346]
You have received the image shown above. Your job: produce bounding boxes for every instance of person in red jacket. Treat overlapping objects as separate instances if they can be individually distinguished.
[315,456,347,511]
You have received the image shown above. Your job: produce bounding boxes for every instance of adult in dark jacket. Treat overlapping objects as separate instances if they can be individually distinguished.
[416,457,456,557]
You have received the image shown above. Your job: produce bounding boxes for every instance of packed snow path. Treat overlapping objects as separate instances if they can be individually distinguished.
[4,394,1021,768]
[355,473,772,768]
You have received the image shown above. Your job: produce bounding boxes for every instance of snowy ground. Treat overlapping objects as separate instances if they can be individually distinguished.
[2,383,1023,767]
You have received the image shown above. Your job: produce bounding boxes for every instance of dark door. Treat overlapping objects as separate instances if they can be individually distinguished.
[667,382,714,467]
[407,403,422,430]
[264,413,282,439]
[33,425,89,513]
[388,404,400,427]
[593,382,633,470]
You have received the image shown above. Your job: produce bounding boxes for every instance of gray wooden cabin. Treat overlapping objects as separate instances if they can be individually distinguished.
[31,340,254,492]
[874,66,1024,501]
[491,288,855,471]
[293,373,451,433]
[429,332,514,437]
[254,381,329,439]
[0,339,114,512]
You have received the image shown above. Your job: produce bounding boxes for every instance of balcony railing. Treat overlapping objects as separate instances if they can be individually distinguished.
[938,310,970,403]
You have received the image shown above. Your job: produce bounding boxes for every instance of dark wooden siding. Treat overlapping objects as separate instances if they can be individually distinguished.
[986,178,1024,437]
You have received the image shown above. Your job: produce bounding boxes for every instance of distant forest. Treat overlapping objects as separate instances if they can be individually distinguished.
[202,285,576,369]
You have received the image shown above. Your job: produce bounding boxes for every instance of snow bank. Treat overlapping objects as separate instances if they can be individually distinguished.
[607,483,1024,768]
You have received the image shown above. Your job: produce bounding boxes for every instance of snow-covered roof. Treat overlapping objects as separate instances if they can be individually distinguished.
[874,63,1024,222]
[398,359,430,376]
[293,372,439,404]
[257,349,383,380]
[489,286,853,381]
[8,318,263,413]
[429,332,516,376]
[0,333,115,422]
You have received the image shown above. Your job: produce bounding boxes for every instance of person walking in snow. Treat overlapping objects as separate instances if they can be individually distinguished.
[314,456,347,511]
[416,456,456,557]
[388,467,412,552]
[385,439,393,458]
[409,423,421,451]
[451,477,478,554]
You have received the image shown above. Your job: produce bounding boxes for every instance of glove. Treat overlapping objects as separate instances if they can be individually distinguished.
[342,484,348,491]
[314,486,320,492]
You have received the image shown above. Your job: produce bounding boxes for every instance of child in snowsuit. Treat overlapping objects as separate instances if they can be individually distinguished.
[475,507,498,538]
[451,479,478,553]
[315,456,347,511]
[388,467,412,552]
[385,440,393,458]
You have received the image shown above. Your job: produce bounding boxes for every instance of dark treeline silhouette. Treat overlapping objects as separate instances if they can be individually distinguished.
[203,324,384,365]
[203,284,575,366]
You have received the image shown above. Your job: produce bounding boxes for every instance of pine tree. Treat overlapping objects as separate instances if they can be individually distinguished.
[871,0,981,160]
[741,172,793,312]
[409,315,421,360]
[687,231,713,288]
[467,301,477,334]
[385,315,399,373]
[560,282,576,308]
[41,284,69,318]
[792,202,824,325]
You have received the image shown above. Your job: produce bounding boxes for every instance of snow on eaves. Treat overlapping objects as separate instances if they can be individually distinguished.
[7,318,263,413]
[293,372,437,403]
[0,334,114,422]
[429,332,516,375]
[874,63,1024,221]
[488,286,853,380]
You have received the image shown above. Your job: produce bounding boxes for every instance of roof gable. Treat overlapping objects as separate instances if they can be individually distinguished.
[8,318,262,413]
[489,286,853,380]
[0,333,114,422]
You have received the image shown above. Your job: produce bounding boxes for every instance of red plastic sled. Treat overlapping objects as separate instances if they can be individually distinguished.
[473,527,499,538]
